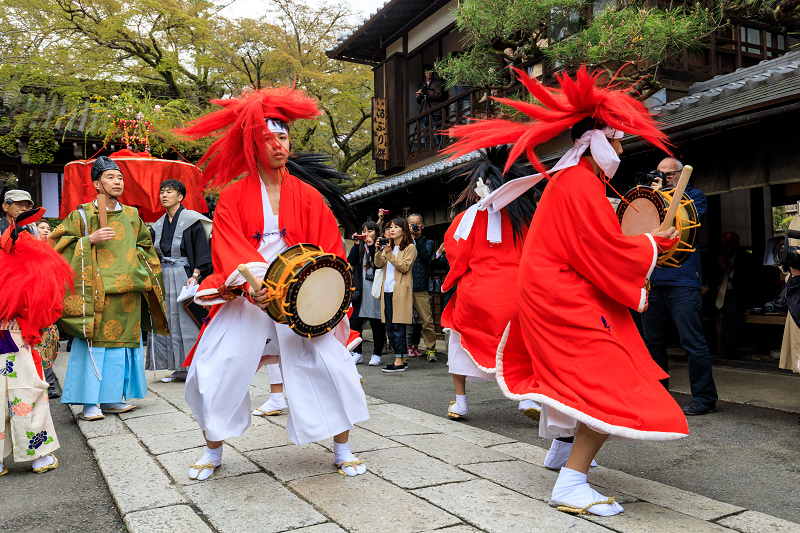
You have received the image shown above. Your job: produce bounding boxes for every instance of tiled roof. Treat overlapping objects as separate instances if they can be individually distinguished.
[344,152,480,202]
[650,50,800,118]
[0,89,111,139]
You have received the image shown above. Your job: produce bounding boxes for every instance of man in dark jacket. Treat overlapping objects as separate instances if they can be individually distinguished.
[415,64,447,148]
[408,213,437,361]
[640,157,718,416]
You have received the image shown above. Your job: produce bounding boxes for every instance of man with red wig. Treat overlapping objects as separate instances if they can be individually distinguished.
[1,207,74,475]
[445,67,689,516]
[175,86,369,481]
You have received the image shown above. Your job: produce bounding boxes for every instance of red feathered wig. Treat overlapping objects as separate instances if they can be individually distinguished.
[445,66,670,175]
[175,86,322,189]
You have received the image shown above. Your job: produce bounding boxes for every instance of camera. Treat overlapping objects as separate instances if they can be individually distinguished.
[377,237,389,247]
[635,170,665,187]
[764,229,800,268]
[410,223,420,232]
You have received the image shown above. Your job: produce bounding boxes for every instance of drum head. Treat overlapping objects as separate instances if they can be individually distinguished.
[617,187,665,237]
[296,268,346,326]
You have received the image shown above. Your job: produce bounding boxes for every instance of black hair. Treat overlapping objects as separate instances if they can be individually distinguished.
[361,220,380,234]
[423,64,434,72]
[285,153,358,236]
[387,217,413,250]
[570,117,607,141]
[446,145,537,244]
[160,179,186,199]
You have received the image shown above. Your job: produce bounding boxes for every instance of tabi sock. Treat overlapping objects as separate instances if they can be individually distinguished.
[83,405,103,418]
[32,454,56,470]
[551,467,623,516]
[519,399,541,411]
[333,440,366,476]
[189,446,222,481]
[450,395,468,415]
[252,393,287,415]
[544,439,598,470]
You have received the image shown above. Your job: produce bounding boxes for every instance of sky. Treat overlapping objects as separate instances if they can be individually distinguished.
[218,0,389,23]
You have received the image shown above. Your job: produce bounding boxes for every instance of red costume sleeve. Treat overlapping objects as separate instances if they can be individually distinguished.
[280,174,345,260]
[442,211,475,294]
[559,165,659,312]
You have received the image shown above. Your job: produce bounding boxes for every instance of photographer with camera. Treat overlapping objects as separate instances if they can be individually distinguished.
[415,65,447,149]
[780,217,800,385]
[407,214,438,362]
[639,157,718,416]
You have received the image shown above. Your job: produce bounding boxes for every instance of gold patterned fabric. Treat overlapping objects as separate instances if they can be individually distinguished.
[37,325,59,370]
[49,202,169,348]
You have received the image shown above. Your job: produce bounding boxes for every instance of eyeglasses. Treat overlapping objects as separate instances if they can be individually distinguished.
[664,170,681,177]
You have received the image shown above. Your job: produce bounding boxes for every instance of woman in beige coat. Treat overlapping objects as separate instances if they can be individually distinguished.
[374,217,417,372]
[780,216,800,374]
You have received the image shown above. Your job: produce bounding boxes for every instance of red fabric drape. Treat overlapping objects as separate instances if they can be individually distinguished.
[59,150,208,222]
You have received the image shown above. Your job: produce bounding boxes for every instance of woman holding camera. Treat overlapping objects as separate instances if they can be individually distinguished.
[348,220,385,366]
[374,217,417,373]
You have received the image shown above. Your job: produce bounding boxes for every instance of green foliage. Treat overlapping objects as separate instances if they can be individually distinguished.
[546,5,722,75]
[26,128,59,164]
[0,134,18,156]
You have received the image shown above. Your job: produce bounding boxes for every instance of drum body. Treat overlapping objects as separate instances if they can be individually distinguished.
[616,186,700,267]
[264,244,354,338]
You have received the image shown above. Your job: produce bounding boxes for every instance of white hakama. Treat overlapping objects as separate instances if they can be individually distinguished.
[447,330,493,382]
[184,180,368,445]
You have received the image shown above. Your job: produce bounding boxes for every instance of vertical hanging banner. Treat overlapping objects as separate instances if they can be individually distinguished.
[372,98,388,161]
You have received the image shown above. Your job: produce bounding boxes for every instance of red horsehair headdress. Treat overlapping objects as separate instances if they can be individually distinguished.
[174,86,322,189]
[445,65,671,176]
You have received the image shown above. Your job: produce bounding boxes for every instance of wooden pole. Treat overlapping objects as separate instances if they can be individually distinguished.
[659,165,693,232]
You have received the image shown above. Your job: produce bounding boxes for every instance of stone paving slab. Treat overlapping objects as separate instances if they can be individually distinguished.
[462,460,639,505]
[423,527,483,533]
[290,524,348,533]
[246,443,336,482]
[139,429,207,455]
[392,433,512,465]
[87,434,186,515]
[157,445,260,485]
[360,447,476,489]
[584,502,735,532]
[318,426,404,453]
[124,504,213,533]
[372,403,515,446]
[118,395,179,420]
[290,472,463,533]
[412,479,611,533]
[74,410,131,439]
[364,394,388,405]
[356,410,442,436]
[125,410,197,438]
[489,442,548,465]
[185,472,327,533]
[718,511,800,533]
[590,466,745,521]
[225,420,294,452]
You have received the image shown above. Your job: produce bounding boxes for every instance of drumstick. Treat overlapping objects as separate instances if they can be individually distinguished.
[659,165,693,232]
[97,193,108,228]
[237,264,263,292]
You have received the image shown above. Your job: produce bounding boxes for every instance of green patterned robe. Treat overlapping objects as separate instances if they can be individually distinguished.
[50,202,169,347]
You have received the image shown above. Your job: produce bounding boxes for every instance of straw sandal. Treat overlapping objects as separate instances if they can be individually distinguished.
[556,496,616,515]
[189,462,217,480]
[32,454,59,474]
[447,401,463,420]
[336,459,365,476]
[521,406,541,422]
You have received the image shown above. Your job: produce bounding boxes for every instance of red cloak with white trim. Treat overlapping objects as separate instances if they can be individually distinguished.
[183,173,345,366]
[497,158,689,440]
[441,209,528,372]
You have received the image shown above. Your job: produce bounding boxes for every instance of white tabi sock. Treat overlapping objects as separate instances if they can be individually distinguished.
[189,446,222,481]
[450,395,468,416]
[518,399,541,411]
[252,393,288,416]
[333,440,366,476]
[551,467,623,516]
[544,439,598,470]
[31,454,56,470]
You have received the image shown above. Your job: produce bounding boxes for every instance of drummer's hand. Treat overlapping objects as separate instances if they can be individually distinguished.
[249,285,270,309]
[650,177,663,191]
[651,227,679,241]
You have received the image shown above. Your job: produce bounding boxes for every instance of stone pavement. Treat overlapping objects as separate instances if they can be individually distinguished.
[52,358,800,533]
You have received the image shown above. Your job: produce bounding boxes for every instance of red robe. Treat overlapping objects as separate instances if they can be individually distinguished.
[441,209,528,372]
[183,173,345,366]
[497,158,689,440]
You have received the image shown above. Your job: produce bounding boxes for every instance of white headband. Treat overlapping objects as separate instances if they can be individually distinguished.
[266,119,288,134]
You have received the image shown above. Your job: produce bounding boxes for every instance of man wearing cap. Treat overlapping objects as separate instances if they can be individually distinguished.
[1,190,39,237]
[49,156,168,421]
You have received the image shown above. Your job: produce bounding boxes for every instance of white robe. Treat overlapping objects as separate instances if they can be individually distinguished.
[185,181,369,445]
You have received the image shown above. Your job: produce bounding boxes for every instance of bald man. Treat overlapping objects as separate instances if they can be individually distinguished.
[640,157,718,416]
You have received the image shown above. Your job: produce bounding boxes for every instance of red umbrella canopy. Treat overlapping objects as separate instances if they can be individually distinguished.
[60,149,208,222]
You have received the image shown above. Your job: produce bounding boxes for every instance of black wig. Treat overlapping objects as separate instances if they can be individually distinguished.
[446,146,537,244]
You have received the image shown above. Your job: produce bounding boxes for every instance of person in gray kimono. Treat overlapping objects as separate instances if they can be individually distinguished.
[148,179,212,382]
